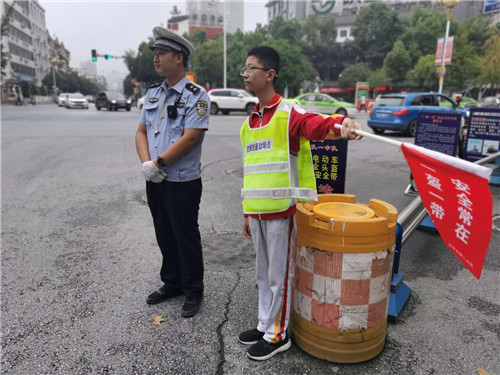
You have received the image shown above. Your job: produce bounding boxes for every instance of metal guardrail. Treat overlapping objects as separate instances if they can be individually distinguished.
[398,152,500,246]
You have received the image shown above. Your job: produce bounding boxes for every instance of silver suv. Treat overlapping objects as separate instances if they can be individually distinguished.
[208,89,257,115]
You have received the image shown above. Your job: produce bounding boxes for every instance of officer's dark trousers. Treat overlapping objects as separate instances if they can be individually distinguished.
[146,178,203,300]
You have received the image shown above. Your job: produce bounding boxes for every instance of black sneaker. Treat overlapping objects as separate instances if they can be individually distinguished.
[238,328,265,345]
[146,285,183,305]
[181,296,203,318]
[246,337,291,361]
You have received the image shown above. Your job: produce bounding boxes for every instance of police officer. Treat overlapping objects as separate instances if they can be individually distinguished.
[135,27,210,318]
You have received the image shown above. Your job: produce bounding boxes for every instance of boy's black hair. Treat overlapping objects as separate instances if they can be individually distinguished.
[247,46,279,82]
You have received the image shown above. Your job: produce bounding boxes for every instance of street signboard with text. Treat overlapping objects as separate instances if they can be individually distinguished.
[435,37,454,65]
[310,139,347,194]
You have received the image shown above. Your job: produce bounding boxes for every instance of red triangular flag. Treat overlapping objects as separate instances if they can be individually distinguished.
[401,143,493,280]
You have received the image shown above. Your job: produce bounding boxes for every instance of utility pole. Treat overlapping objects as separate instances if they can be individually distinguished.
[223,0,227,89]
[437,0,460,94]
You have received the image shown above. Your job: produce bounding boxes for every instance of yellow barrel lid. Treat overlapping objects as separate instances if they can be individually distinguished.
[312,202,375,222]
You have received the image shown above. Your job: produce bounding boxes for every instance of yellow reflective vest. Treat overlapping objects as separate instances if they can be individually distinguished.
[240,99,317,214]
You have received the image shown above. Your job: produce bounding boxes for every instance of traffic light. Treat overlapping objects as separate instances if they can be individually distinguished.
[91,49,97,61]
[104,54,112,60]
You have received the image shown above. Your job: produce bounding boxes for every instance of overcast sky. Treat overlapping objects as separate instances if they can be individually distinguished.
[40,0,268,80]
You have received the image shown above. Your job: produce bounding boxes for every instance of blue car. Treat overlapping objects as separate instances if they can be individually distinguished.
[368,93,464,137]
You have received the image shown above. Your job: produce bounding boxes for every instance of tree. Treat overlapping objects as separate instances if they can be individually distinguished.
[123,40,159,86]
[445,36,481,93]
[264,38,317,96]
[398,6,458,67]
[191,37,223,88]
[265,16,302,45]
[339,63,371,88]
[459,16,494,55]
[369,68,390,88]
[42,70,105,94]
[384,40,412,83]
[407,54,437,91]
[299,15,340,82]
[352,3,404,69]
[1,1,15,80]
[479,33,500,90]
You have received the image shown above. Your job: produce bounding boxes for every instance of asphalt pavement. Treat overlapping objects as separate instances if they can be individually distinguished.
[1,103,499,375]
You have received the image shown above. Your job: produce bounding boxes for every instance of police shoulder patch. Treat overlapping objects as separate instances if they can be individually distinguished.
[185,82,200,94]
[195,100,208,117]
[147,82,162,90]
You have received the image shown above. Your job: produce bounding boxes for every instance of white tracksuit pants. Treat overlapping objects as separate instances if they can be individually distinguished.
[248,215,295,344]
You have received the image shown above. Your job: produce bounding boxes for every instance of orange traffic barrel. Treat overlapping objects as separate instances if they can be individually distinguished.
[289,194,397,363]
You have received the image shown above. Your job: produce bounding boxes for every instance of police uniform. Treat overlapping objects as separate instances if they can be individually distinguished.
[140,27,209,309]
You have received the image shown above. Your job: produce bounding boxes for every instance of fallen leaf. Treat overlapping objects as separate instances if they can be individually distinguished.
[477,369,491,375]
[153,315,166,325]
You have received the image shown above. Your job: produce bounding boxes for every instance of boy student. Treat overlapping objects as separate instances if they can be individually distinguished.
[239,46,362,361]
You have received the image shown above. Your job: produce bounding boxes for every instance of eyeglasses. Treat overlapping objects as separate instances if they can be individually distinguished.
[240,66,277,77]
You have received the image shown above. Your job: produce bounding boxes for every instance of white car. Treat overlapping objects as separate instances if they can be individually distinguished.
[137,95,145,110]
[208,89,257,115]
[65,93,89,109]
[57,93,70,107]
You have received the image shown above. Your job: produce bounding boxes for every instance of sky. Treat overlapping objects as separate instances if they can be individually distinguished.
[40,0,268,84]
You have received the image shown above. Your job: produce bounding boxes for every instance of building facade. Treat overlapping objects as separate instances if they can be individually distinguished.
[266,0,490,44]
[1,0,52,86]
[167,1,244,39]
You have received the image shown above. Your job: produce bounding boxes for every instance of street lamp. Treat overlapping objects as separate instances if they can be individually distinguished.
[436,0,460,94]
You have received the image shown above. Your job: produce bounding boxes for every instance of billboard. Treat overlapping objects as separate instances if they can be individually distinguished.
[484,0,500,13]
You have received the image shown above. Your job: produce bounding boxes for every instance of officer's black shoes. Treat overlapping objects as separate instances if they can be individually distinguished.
[246,337,291,361]
[146,285,183,305]
[238,328,265,345]
[181,296,203,318]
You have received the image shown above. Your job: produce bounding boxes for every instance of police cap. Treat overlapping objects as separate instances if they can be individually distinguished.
[149,26,195,58]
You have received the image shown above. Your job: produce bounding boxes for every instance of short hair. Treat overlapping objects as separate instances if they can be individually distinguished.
[247,46,279,81]
[177,52,188,69]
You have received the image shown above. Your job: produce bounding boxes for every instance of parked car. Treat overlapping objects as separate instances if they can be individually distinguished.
[208,89,257,115]
[65,93,89,109]
[368,92,463,137]
[137,95,146,110]
[464,95,500,109]
[95,91,131,111]
[295,93,356,117]
[57,93,70,107]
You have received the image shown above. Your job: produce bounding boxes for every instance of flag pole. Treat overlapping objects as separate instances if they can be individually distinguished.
[334,124,402,148]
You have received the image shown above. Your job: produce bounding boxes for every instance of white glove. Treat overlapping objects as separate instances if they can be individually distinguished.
[141,161,167,183]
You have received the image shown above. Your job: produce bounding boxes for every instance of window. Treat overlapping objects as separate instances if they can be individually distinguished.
[201,14,207,22]
[411,95,436,106]
[302,94,315,102]
[437,95,454,107]
[376,96,405,106]
[231,90,241,97]
[340,30,347,38]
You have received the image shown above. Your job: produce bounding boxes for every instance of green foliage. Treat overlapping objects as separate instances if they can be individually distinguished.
[398,6,458,67]
[263,38,317,93]
[458,17,493,55]
[368,68,390,88]
[123,39,160,86]
[407,54,437,91]
[299,15,340,82]
[445,35,481,92]
[42,70,105,94]
[479,33,500,87]
[353,3,404,69]
[123,73,135,97]
[265,16,302,45]
[384,40,412,83]
[339,63,371,88]
[191,37,224,88]
[1,1,15,79]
